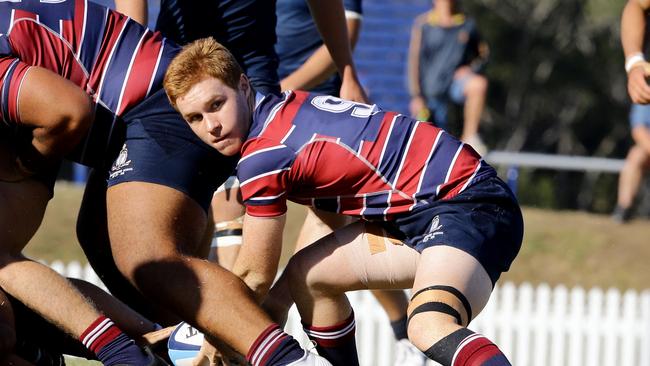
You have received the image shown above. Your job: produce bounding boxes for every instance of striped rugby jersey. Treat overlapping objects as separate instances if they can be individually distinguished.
[238,91,496,220]
[0,0,177,158]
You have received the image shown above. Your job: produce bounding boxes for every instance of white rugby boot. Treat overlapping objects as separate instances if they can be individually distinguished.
[394,338,428,366]
[286,350,333,366]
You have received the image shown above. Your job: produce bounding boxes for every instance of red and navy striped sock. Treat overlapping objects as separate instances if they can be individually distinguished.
[80,316,150,366]
[303,312,359,366]
[246,324,304,366]
[452,333,510,366]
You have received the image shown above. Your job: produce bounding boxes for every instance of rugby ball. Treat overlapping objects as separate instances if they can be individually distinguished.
[168,322,204,366]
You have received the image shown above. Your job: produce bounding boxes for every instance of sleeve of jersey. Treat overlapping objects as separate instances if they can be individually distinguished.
[237,139,296,218]
[0,57,31,126]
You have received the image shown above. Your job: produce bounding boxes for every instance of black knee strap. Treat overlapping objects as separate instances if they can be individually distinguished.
[424,328,475,365]
[411,285,473,322]
[407,301,462,325]
[214,228,243,237]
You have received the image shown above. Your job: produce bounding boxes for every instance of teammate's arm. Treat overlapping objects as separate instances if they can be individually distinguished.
[1,66,93,181]
[115,0,148,26]
[306,0,368,103]
[233,214,287,301]
[280,15,362,93]
[622,0,650,103]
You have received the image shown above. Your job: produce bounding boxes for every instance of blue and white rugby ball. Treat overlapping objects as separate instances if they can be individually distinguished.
[168,322,204,366]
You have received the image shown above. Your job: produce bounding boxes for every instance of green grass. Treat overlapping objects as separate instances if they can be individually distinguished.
[25,182,650,290]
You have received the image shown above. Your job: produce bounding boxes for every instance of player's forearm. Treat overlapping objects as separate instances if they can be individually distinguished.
[115,0,148,26]
[306,0,356,79]
[281,18,361,92]
[281,46,338,91]
[233,214,286,302]
[622,1,648,58]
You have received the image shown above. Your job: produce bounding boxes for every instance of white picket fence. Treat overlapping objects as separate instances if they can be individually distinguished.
[50,261,650,366]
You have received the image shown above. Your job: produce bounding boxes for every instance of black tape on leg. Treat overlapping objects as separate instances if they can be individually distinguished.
[424,328,475,365]
[407,302,462,326]
[411,285,473,322]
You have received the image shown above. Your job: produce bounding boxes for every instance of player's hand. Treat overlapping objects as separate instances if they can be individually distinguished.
[409,96,428,120]
[191,339,220,366]
[627,62,650,104]
[339,72,369,104]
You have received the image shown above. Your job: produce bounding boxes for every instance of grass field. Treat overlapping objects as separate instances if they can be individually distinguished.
[25,182,650,290]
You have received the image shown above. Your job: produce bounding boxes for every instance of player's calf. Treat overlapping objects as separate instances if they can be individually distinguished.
[406,286,510,366]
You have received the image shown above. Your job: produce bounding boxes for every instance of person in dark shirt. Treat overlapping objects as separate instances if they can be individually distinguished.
[407,0,489,155]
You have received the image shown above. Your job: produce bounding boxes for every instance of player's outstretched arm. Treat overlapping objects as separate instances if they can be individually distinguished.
[5,66,93,181]
[280,15,362,94]
[115,0,148,26]
[306,0,368,103]
[233,214,287,301]
[622,0,650,103]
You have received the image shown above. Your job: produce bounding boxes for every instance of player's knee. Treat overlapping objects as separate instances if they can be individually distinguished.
[406,286,473,347]
[285,254,332,297]
[466,75,488,96]
[627,145,648,166]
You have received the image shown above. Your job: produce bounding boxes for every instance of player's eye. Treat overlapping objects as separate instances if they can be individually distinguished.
[211,100,223,110]
[187,114,202,123]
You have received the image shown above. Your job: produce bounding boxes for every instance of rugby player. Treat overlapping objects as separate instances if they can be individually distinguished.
[274,1,426,363]
[0,1,332,365]
[165,37,524,366]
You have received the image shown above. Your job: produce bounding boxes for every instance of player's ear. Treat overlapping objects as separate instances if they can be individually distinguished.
[239,73,251,97]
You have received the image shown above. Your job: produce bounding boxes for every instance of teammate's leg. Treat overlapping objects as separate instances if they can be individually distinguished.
[106,182,319,365]
[77,168,181,325]
[209,179,245,270]
[285,222,420,366]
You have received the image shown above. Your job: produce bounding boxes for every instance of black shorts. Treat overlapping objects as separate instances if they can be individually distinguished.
[383,176,524,285]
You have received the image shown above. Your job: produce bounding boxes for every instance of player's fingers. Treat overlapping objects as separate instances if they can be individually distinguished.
[141,325,174,346]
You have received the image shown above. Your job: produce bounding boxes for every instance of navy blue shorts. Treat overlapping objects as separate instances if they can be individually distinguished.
[103,89,237,212]
[382,176,523,285]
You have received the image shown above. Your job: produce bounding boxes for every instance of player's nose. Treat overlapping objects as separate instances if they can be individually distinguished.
[205,115,221,134]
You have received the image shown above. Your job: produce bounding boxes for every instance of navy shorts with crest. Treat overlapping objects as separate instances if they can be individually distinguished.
[382,176,524,285]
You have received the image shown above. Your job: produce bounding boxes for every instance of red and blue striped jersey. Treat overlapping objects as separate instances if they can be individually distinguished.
[0,0,176,121]
[238,91,496,219]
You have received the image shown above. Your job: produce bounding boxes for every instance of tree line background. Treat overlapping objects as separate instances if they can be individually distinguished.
[459,0,648,215]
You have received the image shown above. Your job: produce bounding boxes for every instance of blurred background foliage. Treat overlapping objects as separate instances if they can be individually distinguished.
[453,0,648,214]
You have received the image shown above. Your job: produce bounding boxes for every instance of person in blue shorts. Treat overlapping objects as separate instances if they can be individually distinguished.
[613,103,650,222]
[165,37,524,366]
[407,0,489,156]
[614,0,650,222]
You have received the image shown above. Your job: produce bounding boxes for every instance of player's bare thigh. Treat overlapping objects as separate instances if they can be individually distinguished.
[105,181,209,274]
[286,221,419,293]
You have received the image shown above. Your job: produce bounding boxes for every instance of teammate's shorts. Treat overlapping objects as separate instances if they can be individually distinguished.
[104,89,238,212]
[382,176,523,285]
[630,103,650,129]
[0,54,237,211]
